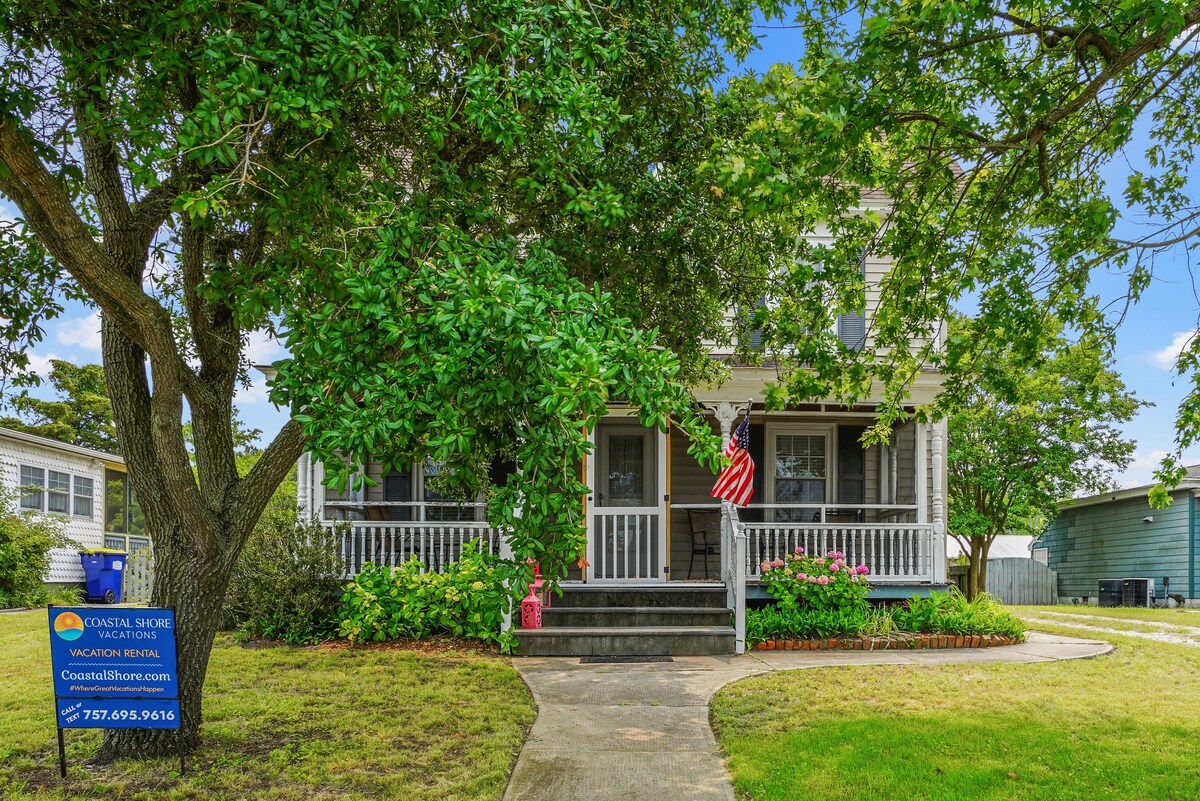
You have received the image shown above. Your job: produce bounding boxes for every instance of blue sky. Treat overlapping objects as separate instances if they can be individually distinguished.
[3,17,1197,489]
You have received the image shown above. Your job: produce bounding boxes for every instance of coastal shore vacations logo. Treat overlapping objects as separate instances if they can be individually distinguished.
[53,611,85,641]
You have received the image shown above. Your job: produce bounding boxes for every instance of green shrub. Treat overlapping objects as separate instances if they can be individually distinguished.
[746,605,870,645]
[0,493,76,608]
[224,509,346,644]
[893,588,1025,639]
[337,544,514,647]
[860,605,898,637]
[760,549,872,615]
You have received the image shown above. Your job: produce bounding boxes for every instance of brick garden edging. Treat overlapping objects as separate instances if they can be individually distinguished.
[753,633,1023,651]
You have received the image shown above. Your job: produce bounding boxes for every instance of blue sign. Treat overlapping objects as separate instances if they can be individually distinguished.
[49,607,179,729]
[56,698,181,729]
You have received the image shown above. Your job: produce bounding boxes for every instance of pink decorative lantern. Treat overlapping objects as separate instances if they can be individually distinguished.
[521,586,543,629]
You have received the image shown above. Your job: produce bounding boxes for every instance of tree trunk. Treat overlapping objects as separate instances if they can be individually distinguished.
[964,537,992,600]
[94,518,245,761]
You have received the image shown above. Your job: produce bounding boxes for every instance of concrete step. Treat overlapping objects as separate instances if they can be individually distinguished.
[542,606,732,628]
[513,626,735,657]
[554,585,727,609]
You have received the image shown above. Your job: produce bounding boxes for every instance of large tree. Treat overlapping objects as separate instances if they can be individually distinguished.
[706,1,1200,452]
[0,359,120,452]
[0,0,775,758]
[947,314,1142,598]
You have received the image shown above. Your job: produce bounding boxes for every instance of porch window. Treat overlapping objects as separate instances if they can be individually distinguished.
[422,460,478,522]
[770,431,830,522]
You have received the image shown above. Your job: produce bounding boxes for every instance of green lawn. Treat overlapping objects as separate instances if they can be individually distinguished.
[713,605,1200,801]
[0,611,534,800]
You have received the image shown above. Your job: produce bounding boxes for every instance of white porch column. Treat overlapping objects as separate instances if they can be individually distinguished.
[314,458,327,521]
[583,426,596,582]
[705,401,741,450]
[915,421,928,525]
[931,419,948,583]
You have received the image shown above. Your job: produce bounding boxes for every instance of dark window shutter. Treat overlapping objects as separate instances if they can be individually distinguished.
[744,297,767,351]
[837,249,867,351]
[837,312,866,351]
[837,425,866,513]
[384,466,413,521]
[740,423,766,522]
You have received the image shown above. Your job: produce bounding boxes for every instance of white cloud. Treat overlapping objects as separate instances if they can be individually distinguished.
[235,329,286,406]
[55,311,102,351]
[1116,450,1171,489]
[1151,330,1197,371]
[23,350,63,378]
[243,329,283,365]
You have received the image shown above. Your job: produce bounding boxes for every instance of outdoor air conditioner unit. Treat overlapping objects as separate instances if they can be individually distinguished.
[1121,578,1155,608]
[1097,579,1122,608]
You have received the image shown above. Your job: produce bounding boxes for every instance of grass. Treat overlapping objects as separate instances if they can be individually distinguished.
[0,611,535,800]
[712,605,1200,801]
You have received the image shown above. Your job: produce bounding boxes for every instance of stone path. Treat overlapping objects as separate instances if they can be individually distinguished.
[502,632,1111,801]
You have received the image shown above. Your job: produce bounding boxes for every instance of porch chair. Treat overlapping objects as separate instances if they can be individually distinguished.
[687,509,721,579]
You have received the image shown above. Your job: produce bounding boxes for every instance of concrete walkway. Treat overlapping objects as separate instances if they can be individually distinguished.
[502,632,1111,801]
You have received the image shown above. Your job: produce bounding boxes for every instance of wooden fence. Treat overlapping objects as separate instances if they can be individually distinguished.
[123,546,155,605]
[985,557,1058,605]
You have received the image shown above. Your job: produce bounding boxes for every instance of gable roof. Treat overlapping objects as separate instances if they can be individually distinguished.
[0,426,124,466]
[1057,466,1200,512]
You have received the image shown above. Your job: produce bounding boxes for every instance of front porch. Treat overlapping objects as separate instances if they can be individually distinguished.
[305,403,948,654]
[309,404,946,584]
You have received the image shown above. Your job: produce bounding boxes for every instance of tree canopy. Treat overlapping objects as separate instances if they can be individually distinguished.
[0,0,776,758]
[707,0,1200,455]
[946,313,1143,597]
[0,359,119,452]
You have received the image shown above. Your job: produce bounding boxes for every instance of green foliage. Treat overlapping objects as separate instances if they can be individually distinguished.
[224,509,346,644]
[760,549,872,614]
[704,0,1200,462]
[946,312,1141,596]
[893,590,1026,640]
[0,490,76,607]
[0,361,119,454]
[337,545,514,647]
[746,605,870,645]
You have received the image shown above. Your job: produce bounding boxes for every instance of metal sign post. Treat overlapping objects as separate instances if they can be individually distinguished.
[48,606,182,778]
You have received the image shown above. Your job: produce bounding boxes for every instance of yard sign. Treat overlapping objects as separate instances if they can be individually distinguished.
[48,607,183,776]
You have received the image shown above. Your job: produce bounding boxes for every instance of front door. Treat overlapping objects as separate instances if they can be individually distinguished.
[586,422,667,582]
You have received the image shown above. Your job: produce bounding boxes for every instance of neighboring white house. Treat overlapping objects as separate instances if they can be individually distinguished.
[0,427,146,585]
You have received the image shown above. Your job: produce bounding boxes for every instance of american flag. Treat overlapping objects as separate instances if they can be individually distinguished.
[710,409,754,506]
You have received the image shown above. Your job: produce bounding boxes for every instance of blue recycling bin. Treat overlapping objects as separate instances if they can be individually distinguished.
[79,550,128,604]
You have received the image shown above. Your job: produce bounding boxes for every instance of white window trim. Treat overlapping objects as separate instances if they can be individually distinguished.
[764,423,838,516]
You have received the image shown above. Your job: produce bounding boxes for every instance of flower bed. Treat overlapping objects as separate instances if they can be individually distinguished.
[753,633,1023,651]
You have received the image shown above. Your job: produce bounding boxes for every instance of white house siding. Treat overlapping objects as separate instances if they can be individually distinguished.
[0,431,114,584]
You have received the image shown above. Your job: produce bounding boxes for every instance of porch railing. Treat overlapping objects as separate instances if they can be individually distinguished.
[334,521,503,578]
[743,522,934,582]
[591,508,662,581]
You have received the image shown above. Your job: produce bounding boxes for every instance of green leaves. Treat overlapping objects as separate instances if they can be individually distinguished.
[945,312,1143,550]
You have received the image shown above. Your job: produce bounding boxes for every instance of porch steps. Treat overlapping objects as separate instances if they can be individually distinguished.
[513,585,735,657]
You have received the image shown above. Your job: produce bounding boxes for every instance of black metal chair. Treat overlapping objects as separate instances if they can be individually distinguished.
[687,509,721,579]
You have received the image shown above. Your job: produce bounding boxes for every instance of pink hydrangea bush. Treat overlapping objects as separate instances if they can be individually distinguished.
[760,549,872,614]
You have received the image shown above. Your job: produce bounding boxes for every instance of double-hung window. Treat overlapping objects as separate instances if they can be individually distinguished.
[19,465,45,511]
[73,476,94,517]
[47,470,71,513]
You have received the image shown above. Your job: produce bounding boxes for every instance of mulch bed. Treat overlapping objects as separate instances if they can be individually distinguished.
[753,633,1023,651]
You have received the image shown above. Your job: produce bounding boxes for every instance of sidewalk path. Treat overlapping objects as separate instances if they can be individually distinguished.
[502,632,1111,801]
